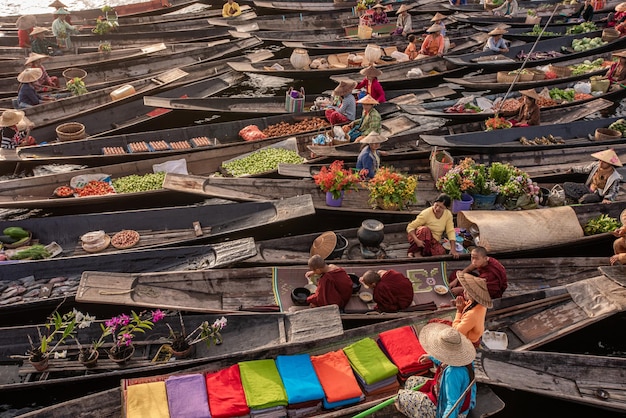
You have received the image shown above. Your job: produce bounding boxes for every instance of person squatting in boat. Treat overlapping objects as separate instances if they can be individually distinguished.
[447,246,508,299]
[359,269,414,312]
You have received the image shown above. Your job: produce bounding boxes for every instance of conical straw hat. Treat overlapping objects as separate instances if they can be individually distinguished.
[333,79,357,96]
[357,94,379,105]
[30,26,50,36]
[360,65,382,78]
[591,149,623,167]
[431,12,446,21]
[418,323,476,366]
[310,231,337,259]
[25,53,50,65]
[16,15,37,30]
[0,110,25,127]
[457,271,493,308]
[17,67,43,83]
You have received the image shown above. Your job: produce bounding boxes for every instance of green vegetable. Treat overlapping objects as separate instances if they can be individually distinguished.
[0,235,18,244]
[112,172,167,194]
[3,227,29,239]
[608,119,626,137]
[566,22,597,35]
[222,148,305,177]
[548,88,575,102]
[584,214,620,235]
[10,244,50,260]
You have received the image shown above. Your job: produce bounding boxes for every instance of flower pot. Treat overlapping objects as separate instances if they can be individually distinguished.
[108,344,135,366]
[471,193,498,210]
[79,350,99,368]
[29,355,49,371]
[451,193,473,214]
[171,343,195,359]
[325,191,344,207]
[357,219,384,247]
[376,198,400,211]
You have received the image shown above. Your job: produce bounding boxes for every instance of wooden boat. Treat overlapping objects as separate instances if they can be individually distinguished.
[503,26,603,42]
[329,57,466,90]
[0,239,257,325]
[444,53,611,91]
[208,10,359,31]
[105,4,254,28]
[0,186,313,241]
[252,0,358,12]
[444,32,626,71]
[449,10,610,27]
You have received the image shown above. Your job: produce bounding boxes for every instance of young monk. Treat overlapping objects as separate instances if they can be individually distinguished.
[305,255,353,310]
[360,269,414,312]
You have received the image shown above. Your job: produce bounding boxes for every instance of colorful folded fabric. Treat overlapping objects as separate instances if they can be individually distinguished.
[126,381,169,418]
[378,326,431,376]
[275,354,325,404]
[355,374,400,396]
[165,374,211,418]
[310,349,363,405]
[343,337,399,385]
[205,364,250,418]
[239,359,288,410]
[250,405,287,418]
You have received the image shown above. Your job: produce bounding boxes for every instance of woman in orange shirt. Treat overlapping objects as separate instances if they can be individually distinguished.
[419,24,445,57]
[452,272,492,347]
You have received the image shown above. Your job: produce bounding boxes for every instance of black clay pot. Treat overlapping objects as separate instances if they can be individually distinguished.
[291,287,311,305]
[327,234,349,259]
[357,219,384,247]
[348,273,361,294]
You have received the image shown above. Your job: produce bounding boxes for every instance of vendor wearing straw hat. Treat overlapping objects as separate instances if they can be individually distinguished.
[483,27,509,53]
[30,27,62,56]
[52,8,81,50]
[17,67,45,108]
[348,94,382,143]
[396,323,476,418]
[604,50,626,88]
[611,2,626,26]
[1,110,35,149]
[492,0,519,16]
[25,52,59,92]
[356,132,388,179]
[304,253,353,310]
[356,65,386,103]
[325,79,357,125]
[564,149,623,204]
[453,272,492,346]
[419,24,445,57]
[16,15,37,49]
[510,89,540,127]
[610,210,626,265]
[371,3,390,24]
[393,4,413,37]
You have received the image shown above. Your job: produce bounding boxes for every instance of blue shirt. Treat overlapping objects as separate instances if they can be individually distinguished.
[333,93,356,121]
[483,37,508,52]
[356,146,380,179]
[17,83,40,107]
[431,357,476,418]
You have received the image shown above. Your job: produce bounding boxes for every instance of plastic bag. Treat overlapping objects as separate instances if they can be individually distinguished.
[390,51,409,62]
[548,184,566,207]
[333,126,346,141]
[407,68,424,78]
[573,82,591,94]
[239,125,268,141]
[152,159,188,174]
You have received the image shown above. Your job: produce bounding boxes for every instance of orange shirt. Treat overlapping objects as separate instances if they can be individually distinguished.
[453,301,487,343]
[404,42,418,60]
[420,34,444,56]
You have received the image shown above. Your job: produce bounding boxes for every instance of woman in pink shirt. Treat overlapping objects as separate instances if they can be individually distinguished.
[356,65,386,103]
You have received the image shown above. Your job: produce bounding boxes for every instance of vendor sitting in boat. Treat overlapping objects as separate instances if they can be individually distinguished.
[605,50,626,90]
[492,0,519,17]
[16,15,36,49]
[30,27,62,56]
[431,12,453,51]
[356,132,388,179]
[405,34,419,60]
[25,53,60,92]
[406,193,460,258]
[305,254,353,310]
[1,110,35,149]
[510,89,540,127]
[51,8,81,50]
[356,65,386,103]
[359,269,414,312]
[570,0,594,22]
[447,246,508,299]
[325,79,357,125]
[348,94,382,143]
[563,149,623,204]
[16,68,48,108]
[483,28,509,53]
[610,209,626,265]
[371,3,389,24]
[452,272,492,347]
[222,0,242,17]
[393,4,413,37]
[419,24,445,57]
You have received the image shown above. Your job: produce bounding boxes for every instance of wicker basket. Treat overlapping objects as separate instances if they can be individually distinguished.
[548,64,572,78]
[56,122,86,142]
[529,69,546,81]
[602,28,619,43]
[63,68,88,84]
[590,77,610,93]
[496,71,517,83]
[594,128,621,141]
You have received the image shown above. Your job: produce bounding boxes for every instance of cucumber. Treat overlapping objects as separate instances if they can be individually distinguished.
[3,227,29,239]
[0,235,18,244]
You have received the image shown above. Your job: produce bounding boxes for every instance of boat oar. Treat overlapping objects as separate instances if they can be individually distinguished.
[351,381,427,418]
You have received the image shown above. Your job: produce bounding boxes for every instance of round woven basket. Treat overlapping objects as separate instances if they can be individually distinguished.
[595,128,621,141]
[602,28,619,43]
[56,122,86,142]
[63,68,88,84]
[548,64,572,78]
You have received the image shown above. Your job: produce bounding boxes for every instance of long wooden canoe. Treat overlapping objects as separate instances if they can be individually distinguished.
[253,0,358,12]
[503,27,603,42]
[208,10,359,30]
[0,239,257,325]
[444,32,626,70]
[449,9,610,27]
[0,193,314,247]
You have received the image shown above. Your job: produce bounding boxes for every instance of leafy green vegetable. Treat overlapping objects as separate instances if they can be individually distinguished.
[548,88,575,102]
[584,214,620,235]
[11,244,51,260]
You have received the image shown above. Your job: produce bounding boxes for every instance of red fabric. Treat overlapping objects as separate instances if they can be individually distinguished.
[378,326,431,375]
[407,226,446,256]
[325,109,350,125]
[373,270,414,312]
[355,78,386,103]
[310,350,363,403]
[18,29,32,48]
[205,364,250,418]
[306,268,353,309]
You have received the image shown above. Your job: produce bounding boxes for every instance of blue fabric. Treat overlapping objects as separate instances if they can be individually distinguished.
[17,83,40,107]
[323,395,362,410]
[356,146,378,179]
[429,357,476,418]
[275,354,325,404]
[338,94,357,121]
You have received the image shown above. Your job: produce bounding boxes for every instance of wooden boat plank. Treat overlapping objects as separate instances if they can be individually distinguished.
[142,96,307,114]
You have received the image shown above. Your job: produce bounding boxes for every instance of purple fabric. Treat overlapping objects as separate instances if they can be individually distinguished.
[165,374,212,418]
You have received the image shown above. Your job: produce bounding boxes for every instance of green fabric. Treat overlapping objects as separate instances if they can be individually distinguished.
[343,338,399,385]
[354,108,382,137]
[239,359,288,409]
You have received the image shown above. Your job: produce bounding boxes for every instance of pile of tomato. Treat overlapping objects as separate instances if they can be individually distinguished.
[74,180,115,197]
[53,186,74,198]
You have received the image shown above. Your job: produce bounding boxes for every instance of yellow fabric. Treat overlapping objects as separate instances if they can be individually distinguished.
[126,381,170,418]
[406,207,455,242]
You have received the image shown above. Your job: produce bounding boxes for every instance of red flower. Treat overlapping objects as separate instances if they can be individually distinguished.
[313,160,362,199]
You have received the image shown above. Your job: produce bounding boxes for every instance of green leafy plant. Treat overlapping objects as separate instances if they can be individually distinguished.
[92,16,119,35]
[436,158,496,201]
[366,166,418,210]
[584,214,620,235]
[101,5,114,13]
[66,77,88,96]
[167,313,227,353]
[28,309,88,361]
[98,41,112,53]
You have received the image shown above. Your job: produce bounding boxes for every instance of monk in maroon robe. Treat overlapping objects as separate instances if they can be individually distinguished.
[305,255,353,309]
[448,246,507,299]
[360,269,414,312]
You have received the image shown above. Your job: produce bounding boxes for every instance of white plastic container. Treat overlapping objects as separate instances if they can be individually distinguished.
[110,84,136,101]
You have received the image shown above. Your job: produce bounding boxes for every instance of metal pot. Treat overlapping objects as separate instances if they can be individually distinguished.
[357,219,384,247]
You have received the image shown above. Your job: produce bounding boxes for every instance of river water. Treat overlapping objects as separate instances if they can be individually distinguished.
[1,1,626,417]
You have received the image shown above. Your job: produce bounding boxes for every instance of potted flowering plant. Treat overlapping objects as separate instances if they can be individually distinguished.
[313,160,362,206]
[166,313,227,358]
[366,167,418,210]
[436,158,493,200]
[27,309,83,371]
[488,162,539,209]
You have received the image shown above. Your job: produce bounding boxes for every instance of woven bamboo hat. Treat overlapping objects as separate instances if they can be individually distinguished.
[49,0,67,8]
[357,94,379,105]
[372,3,386,9]
[360,132,388,144]
[591,149,623,167]
[426,24,443,33]
[488,27,508,36]
[16,15,37,30]
[360,65,382,78]
[54,8,70,15]
[616,2,626,11]
[396,4,411,14]
[418,322,476,366]
[431,12,446,21]
[613,50,626,58]
[30,26,50,36]
[520,89,541,101]
[457,271,493,308]
[0,110,25,127]
[25,53,49,65]
[333,79,357,96]
[310,231,337,259]
[17,67,43,83]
